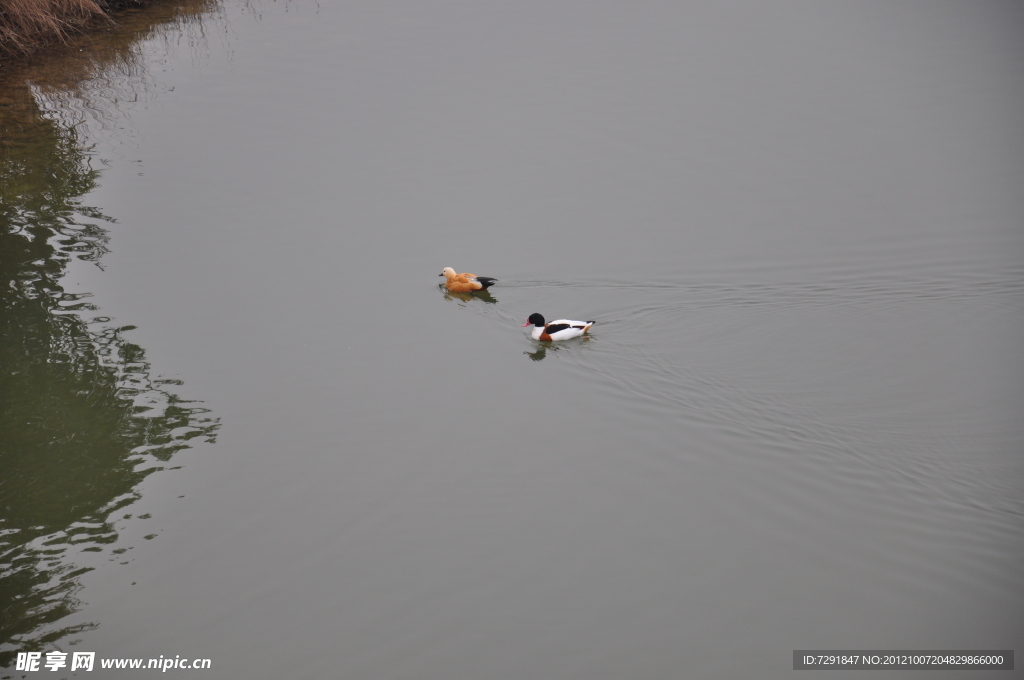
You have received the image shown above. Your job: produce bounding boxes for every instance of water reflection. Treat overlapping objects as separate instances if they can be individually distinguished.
[437,282,498,305]
[16,0,220,142]
[523,336,592,362]
[524,345,549,361]
[0,1,219,666]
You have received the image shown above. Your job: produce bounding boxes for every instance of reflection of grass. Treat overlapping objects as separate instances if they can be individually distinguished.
[0,118,219,660]
[0,296,219,664]
[0,1,219,665]
[2,0,217,143]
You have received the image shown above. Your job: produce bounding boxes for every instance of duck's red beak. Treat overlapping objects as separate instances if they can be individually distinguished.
[521,322,531,327]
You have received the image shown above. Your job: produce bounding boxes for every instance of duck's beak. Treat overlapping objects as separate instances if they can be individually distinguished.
[521,322,531,327]
[439,273,444,277]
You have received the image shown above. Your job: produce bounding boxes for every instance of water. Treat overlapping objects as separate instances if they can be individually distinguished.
[2,1,1023,678]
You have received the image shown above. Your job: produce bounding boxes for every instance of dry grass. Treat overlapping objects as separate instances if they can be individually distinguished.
[0,0,111,55]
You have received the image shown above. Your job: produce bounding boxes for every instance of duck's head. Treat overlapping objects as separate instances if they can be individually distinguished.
[522,313,545,328]
[440,267,456,279]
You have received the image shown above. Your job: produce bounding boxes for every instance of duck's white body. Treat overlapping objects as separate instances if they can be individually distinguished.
[522,313,595,341]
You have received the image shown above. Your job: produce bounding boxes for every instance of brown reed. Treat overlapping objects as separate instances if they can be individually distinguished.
[0,0,113,55]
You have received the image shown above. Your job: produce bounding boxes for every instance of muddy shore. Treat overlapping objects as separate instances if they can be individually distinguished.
[0,0,213,117]
[0,0,184,60]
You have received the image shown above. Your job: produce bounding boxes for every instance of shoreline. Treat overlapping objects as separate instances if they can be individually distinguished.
[1,0,214,145]
[0,0,169,60]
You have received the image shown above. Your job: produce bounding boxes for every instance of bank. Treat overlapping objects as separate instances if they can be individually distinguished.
[0,0,163,58]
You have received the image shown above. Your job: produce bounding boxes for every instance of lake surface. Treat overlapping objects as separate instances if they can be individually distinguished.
[2,1,1022,678]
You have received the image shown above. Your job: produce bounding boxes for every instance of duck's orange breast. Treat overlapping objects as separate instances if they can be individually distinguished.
[445,273,483,292]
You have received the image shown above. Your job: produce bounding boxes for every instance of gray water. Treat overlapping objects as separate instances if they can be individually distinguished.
[2,1,1023,678]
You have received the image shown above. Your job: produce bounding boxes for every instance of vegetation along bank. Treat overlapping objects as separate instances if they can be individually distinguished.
[0,0,164,57]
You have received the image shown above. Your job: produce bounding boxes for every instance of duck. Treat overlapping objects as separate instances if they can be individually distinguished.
[522,313,595,341]
[440,267,498,293]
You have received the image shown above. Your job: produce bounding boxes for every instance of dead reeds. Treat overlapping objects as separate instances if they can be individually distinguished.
[0,0,110,55]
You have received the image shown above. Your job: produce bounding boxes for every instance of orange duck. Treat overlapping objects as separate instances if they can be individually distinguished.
[439,267,497,293]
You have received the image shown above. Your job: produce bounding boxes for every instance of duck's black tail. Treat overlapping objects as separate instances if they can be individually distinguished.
[476,277,497,289]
